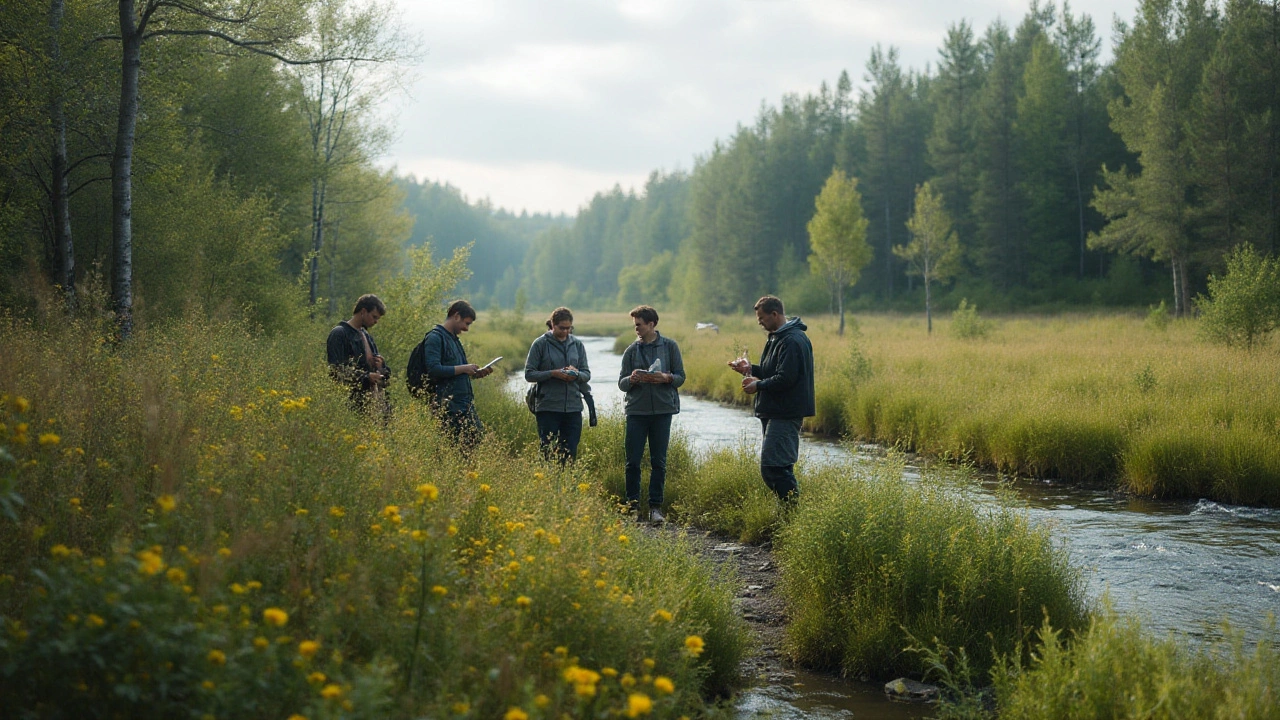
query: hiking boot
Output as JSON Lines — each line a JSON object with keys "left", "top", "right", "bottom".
{"left": 649, "top": 507, "right": 666, "bottom": 525}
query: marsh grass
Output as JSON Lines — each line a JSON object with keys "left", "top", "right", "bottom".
{"left": 985, "top": 611, "right": 1280, "bottom": 719}
{"left": 0, "top": 310, "right": 748, "bottom": 718}
{"left": 666, "top": 312, "right": 1280, "bottom": 505}
{"left": 777, "top": 457, "right": 1087, "bottom": 680}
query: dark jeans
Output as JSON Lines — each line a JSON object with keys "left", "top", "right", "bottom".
{"left": 536, "top": 411, "right": 583, "bottom": 464}
{"left": 625, "top": 413, "right": 673, "bottom": 507}
{"left": 760, "top": 417, "right": 801, "bottom": 500}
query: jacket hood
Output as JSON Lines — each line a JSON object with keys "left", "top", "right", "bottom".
{"left": 773, "top": 317, "right": 806, "bottom": 335}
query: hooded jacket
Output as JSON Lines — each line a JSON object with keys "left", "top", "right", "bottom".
{"left": 617, "top": 332, "right": 685, "bottom": 415}
{"left": 422, "top": 324, "right": 474, "bottom": 414}
{"left": 524, "top": 332, "right": 592, "bottom": 413}
{"left": 749, "top": 317, "right": 815, "bottom": 419}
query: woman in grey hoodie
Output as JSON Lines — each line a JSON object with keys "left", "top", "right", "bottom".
{"left": 524, "top": 307, "right": 591, "bottom": 463}
{"left": 617, "top": 305, "right": 684, "bottom": 523}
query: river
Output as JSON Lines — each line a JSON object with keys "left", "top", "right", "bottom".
{"left": 512, "top": 336, "right": 1280, "bottom": 718}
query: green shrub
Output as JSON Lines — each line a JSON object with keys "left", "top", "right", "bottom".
{"left": 778, "top": 457, "right": 1087, "bottom": 680}
{"left": 950, "top": 299, "right": 991, "bottom": 340}
{"left": 990, "top": 612, "right": 1279, "bottom": 719}
{"left": 1197, "top": 243, "right": 1280, "bottom": 350}
{"left": 1144, "top": 300, "right": 1170, "bottom": 331}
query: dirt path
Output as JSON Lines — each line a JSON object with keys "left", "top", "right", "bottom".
{"left": 647, "top": 523, "right": 795, "bottom": 684}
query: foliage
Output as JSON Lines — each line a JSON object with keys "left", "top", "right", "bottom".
{"left": 806, "top": 170, "right": 873, "bottom": 333}
{"left": 0, "top": 316, "right": 748, "bottom": 718}
{"left": 1145, "top": 299, "right": 1171, "bottom": 330}
{"left": 778, "top": 457, "right": 1087, "bottom": 679}
{"left": 1196, "top": 243, "right": 1280, "bottom": 349}
{"left": 376, "top": 243, "right": 474, "bottom": 359}
{"left": 990, "top": 611, "right": 1279, "bottom": 719}
{"left": 898, "top": 182, "right": 962, "bottom": 332}
{"left": 949, "top": 299, "right": 991, "bottom": 339}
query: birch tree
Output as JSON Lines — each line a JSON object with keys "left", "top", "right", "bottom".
{"left": 897, "top": 182, "right": 962, "bottom": 334}
{"left": 807, "top": 169, "right": 872, "bottom": 335}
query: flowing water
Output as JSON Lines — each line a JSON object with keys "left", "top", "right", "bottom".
{"left": 512, "top": 336, "right": 1280, "bottom": 718}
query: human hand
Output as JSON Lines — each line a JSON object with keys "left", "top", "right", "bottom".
{"left": 629, "top": 369, "right": 646, "bottom": 384}
{"left": 368, "top": 372, "right": 385, "bottom": 385}
{"left": 373, "top": 354, "right": 385, "bottom": 369}
{"left": 742, "top": 376, "right": 759, "bottom": 394}
{"left": 475, "top": 367, "right": 494, "bottom": 379}
{"left": 551, "top": 369, "right": 574, "bottom": 382}
{"left": 460, "top": 364, "right": 480, "bottom": 376}
{"left": 729, "top": 358, "right": 749, "bottom": 375}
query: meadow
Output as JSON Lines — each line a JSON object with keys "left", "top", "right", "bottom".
{"left": 2, "top": 304, "right": 1276, "bottom": 718}
{"left": 648, "top": 310, "right": 1280, "bottom": 507}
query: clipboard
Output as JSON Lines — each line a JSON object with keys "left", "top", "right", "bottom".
{"left": 480, "top": 357, "right": 502, "bottom": 371}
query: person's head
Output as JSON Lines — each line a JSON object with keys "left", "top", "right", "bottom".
{"left": 630, "top": 305, "right": 659, "bottom": 339}
{"left": 753, "top": 295, "right": 786, "bottom": 332}
{"left": 547, "top": 307, "right": 574, "bottom": 341}
{"left": 444, "top": 299, "right": 476, "bottom": 334}
{"left": 351, "top": 294, "right": 385, "bottom": 329}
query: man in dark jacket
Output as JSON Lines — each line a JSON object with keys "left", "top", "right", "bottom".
{"left": 327, "top": 294, "right": 391, "bottom": 418}
{"left": 729, "top": 295, "right": 815, "bottom": 501}
{"left": 421, "top": 300, "right": 494, "bottom": 448}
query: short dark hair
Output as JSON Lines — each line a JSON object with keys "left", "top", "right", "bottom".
{"left": 754, "top": 295, "right": 784, "bottom": 316}
{"left": 629, "top": 305, "right": 659, "bottom": 326}
{"left": 546, "top": 307, "right": 573, "bottom": 330}
{"left": 446, "top": 299, "right": 476, "bottom": 321}
{"left": 353, "top": 294, "right": 386, "bottom": 315}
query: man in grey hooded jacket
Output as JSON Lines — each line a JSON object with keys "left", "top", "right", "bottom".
{"left": 729, "top": 295, "right": 815, "bottom": 501}
{"left": 617, "top": 305, "right": 685, "bottom": 523}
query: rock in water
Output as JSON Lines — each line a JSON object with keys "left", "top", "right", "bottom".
{"left": 883, "top": 677, "right": 940, "bottom": 703}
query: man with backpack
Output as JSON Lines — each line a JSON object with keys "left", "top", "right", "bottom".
{"left": 407, "top": 300, "right": 493, "bottom": 448}
{"left": 327, "top": 294, "right": 391, "bottom": 420}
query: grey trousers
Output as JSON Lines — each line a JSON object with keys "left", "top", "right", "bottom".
{"left": 760, "top": 417, "right": 801, "bottom": 500}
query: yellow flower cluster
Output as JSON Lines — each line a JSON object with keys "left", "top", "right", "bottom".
{"left": 278, "top": 396, "right": 311, "bottom": 413}
{"left": 136, "top": 549, "right": 165, "bottom": 576}
{"left": 263, "top": 608, "right": 289, "bottom": 627}
{"left": 563, "top": 666, "right": 602, "bottom": 697}
{"left": 684, "top": 635, "right": 705, "bottom": 657}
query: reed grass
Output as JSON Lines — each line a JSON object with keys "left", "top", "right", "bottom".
{"left": 0, "top": 309, "right": 748, "bottom": 718}
{"left": 666, "top": 311, "right": 1280, "bottom": 506}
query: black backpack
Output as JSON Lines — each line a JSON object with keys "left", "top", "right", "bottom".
{"left": 405, "top": 331, "right": 435, "bottom": 399}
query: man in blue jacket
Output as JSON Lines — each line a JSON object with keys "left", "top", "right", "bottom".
{"left": 729, "top": 295, "right": 815, "bottom": 501}
{"left": 421, "top": 300, "right": 493, "bottom": 448}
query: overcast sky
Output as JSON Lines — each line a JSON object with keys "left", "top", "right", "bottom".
{"left": 384, "top": 0, "right": 1137, "bottom": 216}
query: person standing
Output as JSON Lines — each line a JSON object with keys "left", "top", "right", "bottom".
{"left": 618, "top": 305, "right": 684, "bottom": 523}
{"left": 524, "top": 307, "right": 591, "bottom": 463}
{"left": 327, "top": 294, "right": 391, "bottom": 418}
{"left": 421, "top": 300, "right": 494, "bottom": 447}
{"left": 729, "top": 295, "right": 814, "bottom": 501}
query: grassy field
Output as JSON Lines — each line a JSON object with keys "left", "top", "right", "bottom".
{"left": 0, "top": 310, "right": 747, "bottom": 719}
{"left": 636, "top": 310, "right": 1280, "bottom": 507}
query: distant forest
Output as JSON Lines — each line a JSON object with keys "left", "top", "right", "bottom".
{"left": 3, "top": 0, "right": 1277, "bottom": 326}
{"left": 406, "top": 0, "right": 1280, "bottom": 316}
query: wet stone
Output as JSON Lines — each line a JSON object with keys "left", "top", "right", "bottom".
{"left": 883, "top": 677, "right": 940, "bottom": 704}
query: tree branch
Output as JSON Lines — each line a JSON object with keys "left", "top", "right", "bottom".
{"left": 141, "top": 29, "right": 383, "bottom": 65}
{"left": 69, "top": 175, "right": 113, "bottom": 197}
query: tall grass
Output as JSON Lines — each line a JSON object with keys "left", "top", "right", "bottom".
{"left": 777, "top": 458, "right": 1087, "bottom": 680}
{"left": 985, "top": 611, "right": 1279, "bottom": 719}
{"left": 0, "top": 309, "right": 748, "bottom": 718}
{"left": 667, "top": 312, "right": 1280, "bottom": 506}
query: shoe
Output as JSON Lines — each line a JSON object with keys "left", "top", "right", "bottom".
{"left": 649, "top": 507, "right": 666, "bottom": 524}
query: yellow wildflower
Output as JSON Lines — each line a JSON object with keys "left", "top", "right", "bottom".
{"left": 602, "top": 667, "right": 618, "bottom": 677}
{"left": 38, "top": 433, "right": 60, "bottom": 446}
{"left": 504, "top": 709, "right": 528, "bottom": 720}
{"left": 479, "top": 483, "right": 491, "bottom": 493}
{"left": 417, "top": 483, "right": 439, "bottom": 501}
{"left": 156, "top": 495, "right": 176, "bottom": 513}
{"left": 488, "top": 505, "right": 499, "bottom": 515}
{"left": 654, "top": 676, "right": 674, "bottom": 694}
{"left": 136, "top": 550, "right": 164, "bottom": 576}
{"left": 320, "top": 684, "right": 342, "bottom": 699}
{"left": 651, "top": 609, "right": 673, "bottom": 623}
{"left": 202, "top": 680, "right": 215, "bottom": 691}
{"left": 217, "top": 547, "right": 231, "bottom": 558}
{"left": 447, "top": 524, "right": 458, "bottom": 536}
{"left": 50, "top": 544, "right": 71, "bottom": 559}
{"left": 451, "top": 702, "right": 470, "bottom": 714}
{"left": 329, "top": 506, "right": 345, "bottom": 518}
{"left": 166, "top": 568, "right": 186, "bottom": 584}
{"left": 577, "top": 482, "right": 590, "bottom": 493}
{"left": 534, "top": 472, "right": 545, "bottom": 480}
{"left": 684, "top": 635, "right": 705, "bottom": 657}
{"left": 230, "top": 583, "right": 246, "bottom": 594}
{"left": 626, "top": 693, "right": 653, "bottom": 717}
{"left": 307, "top": 672, "right": 326, "bottom": 684}
{"left": 534, "top": 694, "right": 550, "bottom": 708}
{"left": 466, "top": 471, "right": 479, "bottom": 480}
{"left": 298, "top": 640, "right": 320, "bottom": 658}
{"left": 12, "top": 397, "right": 29, "bottom": 413}
{"left": 618, "top": 535, "right": 629, "bottom": 544}
{"left": 431, "top": 585, "right": 448, "bottom": 596}
{"left": 516, "top": 596, "right": 532, "bottom": 608}
{"left": 643, "top": 658, "right": 655, "bottom": 669}
{"left": 382, "top": 505, "right": 399, "bottom": 518}
{"left": 263, "top": 608, "right": 289, "bottom": 627}
{"left": 253, "top": 637, "right": 269, "bottom": 650}
{"left": 287, "top": 716, "right": 307, "bottom": 720}
{"left": 86, "top": 614, "right": 105, "bottom": 628}
{"left": 294, "top": 508, "right": 308, "bottom": 517}
{"left": 207, "top": 649, "right": 226, "bottom": 666}
{"left": 246, "top": 581, "right": 262, "bottom": 591}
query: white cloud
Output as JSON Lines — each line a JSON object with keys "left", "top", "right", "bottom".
{"left": 385, "top": 0, "right": 1137, "bottom": 216}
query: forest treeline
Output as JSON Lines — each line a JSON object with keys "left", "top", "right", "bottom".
{"left": 4, "top": 0, "right": 1279, "bottom": 327}
{"left": 0, "top": 0, "right": 413, "bottom": 329}
{"left": 410, "top": 0, "right": 1280, "bottom": 317}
